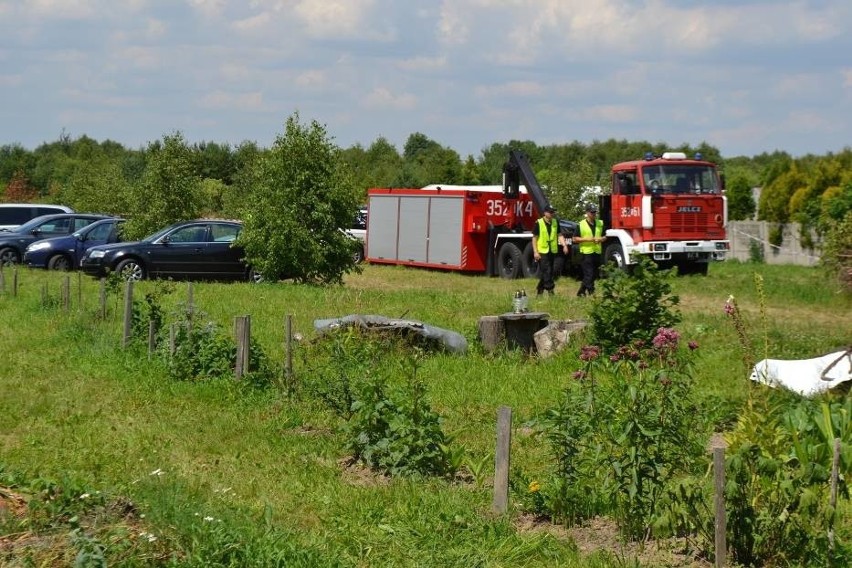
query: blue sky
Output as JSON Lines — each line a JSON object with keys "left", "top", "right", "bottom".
{"left": 1, "top": 0, "right": 850, "bottom": 158}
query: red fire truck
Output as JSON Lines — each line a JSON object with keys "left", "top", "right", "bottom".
{"left": 365, "top": 150, "right": 729, "bottom": 278}
{"left": 602, "top": 150, "right": 729, "bottom": 275}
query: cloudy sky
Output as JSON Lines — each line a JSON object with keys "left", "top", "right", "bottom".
{"left": 1, "top": 0, "right": 850, "bottom": 158}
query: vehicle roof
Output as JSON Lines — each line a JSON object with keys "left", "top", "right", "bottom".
{"left": 15, "top": 212, "right": 114, "bottom": 230}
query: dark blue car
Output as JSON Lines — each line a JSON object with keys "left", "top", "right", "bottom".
{"left": 0, "top": 213, "right": 114, "bottom": 266}
{"left": 23, "top": 218, "right": 125, "bottom": 270}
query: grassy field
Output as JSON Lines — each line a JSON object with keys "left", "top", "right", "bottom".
{"left": 1, "top": 261, "right": 850, "bottom": 566}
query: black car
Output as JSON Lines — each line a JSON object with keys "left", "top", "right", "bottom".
{"left": 81, "top": 219, "right": 260, "bottom": 282}
{"left": 0, "top": 213, "right": 114, "bottom": 266}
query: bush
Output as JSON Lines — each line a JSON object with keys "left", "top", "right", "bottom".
{"left": 534, "top": 330, "right": 706, "bottom": 539}
{"left": 160, "top": 307, "right": 276, "bottom": 387}
{"left": 589, "top": 257, "right": 681, "bottom": 352}
{"left": 344, "top": 352, "right": 459, "bottom": 478}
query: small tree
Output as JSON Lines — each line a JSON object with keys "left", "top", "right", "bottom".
{"left": 725, "top": 173, "right": 756, "bottom": 221}
{"left": 237, "top": 113, "right": 359, "bottom": 284}
{"left": 124, "top": 133, "right": 204, "bottom": 240}
{"left": 589, "top": 258, "right": 681, "bottom": 352}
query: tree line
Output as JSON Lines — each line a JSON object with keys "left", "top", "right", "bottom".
{"left": 2, "top": 113, "right": 850, "bottom": 283}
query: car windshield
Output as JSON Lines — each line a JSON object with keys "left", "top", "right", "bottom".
{"left": 141, "top": 225, "right": 179, "bottom": 243}
{"left": 14, "top": 215, "right": 56, "bottom": 232}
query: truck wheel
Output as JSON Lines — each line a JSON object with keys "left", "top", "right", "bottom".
{"left": 520, "top": 242, "right": 540, "bottom": 278}
{"left": 605, "top": 243, "right": 627, "bottom": 271}
{"left": 497, "top": 242, "right": 522, "bottom": 279}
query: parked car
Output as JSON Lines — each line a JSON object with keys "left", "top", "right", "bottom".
{"left": 346, "top": 207, "right": 367, "bottom": 263}
{"left": 0, "top": 203, "right": 74, "bottom": 232}
{"left": 23, "top": 218, "right": 126, "bottom": 270}
{"left": 0, "top": 213, "right": 114, "bottom": 266}
{"left": 81, "top": 219, "right": 261, "bottom": 282}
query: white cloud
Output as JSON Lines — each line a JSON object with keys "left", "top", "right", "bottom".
{"left": 0, "top": 74, "right": 23, "bottom": 87}
{"left": 475, "top": 81, "right": 543, "bottom": 99}
{"left": 24, "top": 0, "right": 98, "bottom": 19}
{"left": 233, "top": 11, "right": 273, "bottom": 32}
{"left": 187, "top": 0, "right": 226, "bottom": 19}
{"left": 583, "top": 104, "right": 636, "bottom": 123}
{"left": 293, "top": 0, "right": 375, "bottom": 39}
{"left": 362, "top": 87, "right": 417, "bottom": 110}
{"left": 198, "top": 90, "right": 265, "bottom": 111}
{"left": 295, "top": 69, "right": 327, "bottom": 88}
{"left": 397, "top": 56, "right": 446, "bottom": 72}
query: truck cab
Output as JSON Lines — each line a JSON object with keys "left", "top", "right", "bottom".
{"left": 603, "top": 152, "right": 729, "bottom": 275}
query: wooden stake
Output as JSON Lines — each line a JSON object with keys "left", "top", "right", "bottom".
{"left": 493, "top": 406, "right": 512, "bottom": 514}
{"left": 714, "top": 446, "right": 726, "bottom": 568}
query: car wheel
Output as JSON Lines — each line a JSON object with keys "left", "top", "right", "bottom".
{"left": 352, "top": 245, "right": 365, "bottom": 264}
{"left": 247, "top": 267, "right": 264, "bottom": 283}
{"left": 605, "top": 243, "right": 626, "bottom": 271}
{"left": 0, "top": 247, "right": 20, "bottom": 266}
{"left": 115, "top": 258, "right": 145, "bottom": 281}
{"left": 48, "top": 254, "right": 73, "bottom": 271}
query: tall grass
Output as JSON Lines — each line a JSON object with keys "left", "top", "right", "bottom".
{"left": 1, "top": 261, "right": 849, "bottom": 566}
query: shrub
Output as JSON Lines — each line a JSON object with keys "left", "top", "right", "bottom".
{"left": 344, "top": 352, "right": 459, "bottom": 478}
{"left": 589, "top": 257, "right": 681, "bottom": 352}
{"left": 160, "top": 307, "right": 275, "bottom": 387}
{"left": 534, "top": 330, "right": 706, "bottom": 539}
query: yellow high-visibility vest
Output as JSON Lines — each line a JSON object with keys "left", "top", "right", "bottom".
{"left": 536, "top": 218, "right": 558, "bottom": 254}
{"left": 578, "top": 218, "right": 604, "bottom": 254}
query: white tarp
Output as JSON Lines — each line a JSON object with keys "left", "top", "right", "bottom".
{"left": 749, "top": 349, "right": 851, "bottom": 396}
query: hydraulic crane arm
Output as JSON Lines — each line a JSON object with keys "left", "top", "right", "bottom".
{"left": 501, "top": 150, "right": 552, "bottom": 217}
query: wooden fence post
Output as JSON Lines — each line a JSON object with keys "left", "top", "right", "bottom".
{"left": 148, "top": 320, "right": 157, "bottom": 358}
{"left": 828, "top": 437, "right": 840, "bottom": 553}
{"left": 41, "top": 283, "right": 48, "bottom": 306}
{"left": 12, "top": 267, "right": 17, "bottom": 297}
{"left": 77, "top": 271, "right": 82, "bottom": 308}
{"left": 122, "top": 280, "right": 134, "bottom": 348}
{"left": 235, "top": 315, "right": 250, "bottom": 379}
{"left": 0, "top": 265, "right": 5, "bottom": 293}
{"left": 714, "top": 446, "right": 727, "bottom": 568}
{"left": 99, "top": 278, "right": 107, "bottom": 319}
{"left": 187, "top": 282, "right": 194, "bottom": 329}
{"left": 169, "top": 323, "right": 177, "bottom": 357}
{"left": 62, "top": 275, "right": 70, "bottom": 312}
{"left": 493, "top": 406, "right": 512, "bottom": 514}
{"left": 285, "top": 314, "right": 294, "bottom": 388}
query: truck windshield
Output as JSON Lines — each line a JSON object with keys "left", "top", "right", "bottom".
{"left": 642, "top": 165, "right": 720, "bottom": 195}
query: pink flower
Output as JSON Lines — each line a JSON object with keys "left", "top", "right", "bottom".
{"left": 653, "top": 327, "right": 680, "bottom": 350}
{"left": 572, "top": 370, "right": 586, "bottom": 380}
{"left": 724, "top": 295, "right": 736, "bottom": 316}
{"left": 688, "top": 341, "right": 699, "bottom": 351}
{"left": 579, "top": 345, "right": 601, "bottom": 362}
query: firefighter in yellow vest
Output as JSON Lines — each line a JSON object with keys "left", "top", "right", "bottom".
{"left": 575, "top": 202, "right": 605, "bottom": 296}
{"left": 532, "top": 205, "right": 565, "bottom": 295}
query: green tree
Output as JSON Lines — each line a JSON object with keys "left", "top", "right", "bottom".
{"left": 237, "top": 113, "right": 360, "bottom": 284}
{"left": 726, "top": 173, "right": 756, "bottom": 221}
{"left": 60, "top": 159, "right": 131, "bottom": 215}
{"left": 124, "top": 132, "right": 204, "bottom": 239}
{"left": 539, "top": 156, "right": 598, "bottom": 221}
